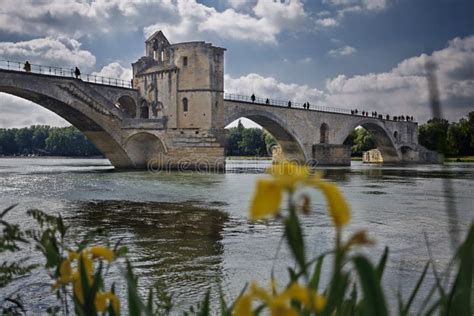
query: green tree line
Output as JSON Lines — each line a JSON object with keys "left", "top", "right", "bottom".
{"left": 0, "top": 125, "right": 101, "bottom": 156}
{"left": 418, "top": 111, "right": 474, "bottom": 156}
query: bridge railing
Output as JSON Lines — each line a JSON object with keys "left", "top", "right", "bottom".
{"left": 0, "top": 60, "right": 132, "bottom": 89}
{"left": 224, "top": 93, "right": 352, "bottom": 115}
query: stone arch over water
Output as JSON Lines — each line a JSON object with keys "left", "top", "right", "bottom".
{"left": 224, "top": 109, "right": 307, "bottom": 162}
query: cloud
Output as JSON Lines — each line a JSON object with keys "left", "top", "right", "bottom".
{"left": 92, "top": 62, "right": 132, "bottom": 82}
{"left": 224, "top": 73, "right": 324, "bottom": 103}
{"left": 144, "top": 0, "right": 309, "bottom": 44}
{"left": 0, "top": 0, "right": 310, "bottom": 45}
{"left": 324, "top": 35, "right": 474, "bottom": 122}
{"left": 328, "top": 45, "right": 357, "bottom": 56}
{"left": 316, "top": 18, "right": 339, "bottom": 27}
{"left": 0, "top": 0, "right": 177, "bottom": 39}
{"left": 324, "top": 0, "right": 389, "bottom": 12}
{"left": 0, "top": 37, "right": 96, "bottom": 71}
{"left": 0, "top": 93, "right": 69, "bottom": 128}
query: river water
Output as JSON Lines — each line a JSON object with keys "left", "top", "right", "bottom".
{"left": 0, "top": 158, "right": 472, "bottom": 314}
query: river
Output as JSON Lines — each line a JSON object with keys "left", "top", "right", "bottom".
{"left": 0, "top": 158, "right": 472, "bottom": 314}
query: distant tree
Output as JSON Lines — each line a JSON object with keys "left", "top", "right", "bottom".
{"left": 45, "top": 126, "right": 100, "bottom": 156}
{"left": 350, "top": 128, "right": 376, "bottom": 156}
{"left": 418, "top": 118, "right": 450, "bottom": 155}
{"left": 264, "top": 130, "right": 277, "bottom": 155}
{"left": 14, "top": 128, "right": 33, "bottom": 154}
{"left": 0, "top": 129, "right": 18, "bottom": 155}
{"left": 225, "top": 121, "right": 273, "bottom": 157}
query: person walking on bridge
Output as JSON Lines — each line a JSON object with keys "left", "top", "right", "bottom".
{"left": 23, "top": 61, "right": 31, "bottom": 72}
{"left": 251, "top": 94, "right": 256, "bottom": 103}
{"left": 288, "top": 100, "right": 292, "bottom": 108}
{"left": 74, "top": 67, "right": 81, "bottom": 79}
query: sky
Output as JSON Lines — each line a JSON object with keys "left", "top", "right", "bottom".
{"left": 0, "top": 0, "right": 473, "bottom": 128}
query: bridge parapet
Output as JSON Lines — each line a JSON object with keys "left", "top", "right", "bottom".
{"left": 0, "top": 60, "right": 132, "bottom": 89}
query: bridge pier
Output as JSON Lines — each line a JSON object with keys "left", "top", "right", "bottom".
{"left": 312, "top": 144, "right": 351, "bottom": 166}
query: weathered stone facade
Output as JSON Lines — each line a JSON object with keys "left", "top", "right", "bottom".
{"left": 0, "top": 31, "right": 442, "bottom": 169}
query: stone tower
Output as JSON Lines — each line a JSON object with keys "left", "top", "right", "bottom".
{"left": 130, "top": 31, "right": 227, "bottom": 170}
{"left": 132, "top": 31, "right": 226, "bottom": 130}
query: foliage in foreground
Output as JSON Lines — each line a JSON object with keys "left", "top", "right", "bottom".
{"left": 1, "top": 162, "right": 473, "bottom": 315}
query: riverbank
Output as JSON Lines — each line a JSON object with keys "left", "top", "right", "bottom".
{"left": 445, "top": 156, "right": 474, "bottom": 162}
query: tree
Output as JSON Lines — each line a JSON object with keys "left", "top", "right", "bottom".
{"left": 350, "top": 128, "right": 376, "bottom": 156}
{"left": 418, "top": 118, "right": 450, "bottom": 154}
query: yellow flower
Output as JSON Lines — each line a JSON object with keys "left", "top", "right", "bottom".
{"left": 250, "top": 179, "right": 283, "bottom": 220}
{"left": 89, "top": 246, "right": 114, "bottom": 262}
{"left": 95, "top": 292, "right": 120, "bottom": 314}
{"left": 233, "top": 294, "right": 252, "bottom": 316}
{"left": 269, "top": 296, "right": 298, "bottom": 316}
{"left": 283, "top": 283, "right": 326, "bottom": 312}
{"left": 317, "top": 182, "right": 351, "bottom": 227}
{"left": 268, "top": 162, "right": 310, "bottom": 190}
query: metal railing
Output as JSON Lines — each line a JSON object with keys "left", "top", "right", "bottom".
{"left": 224, "top": 93, "right": 416, "bottom": 122}
{"left": 0, "top": 60, "right": 132, "bottom": 89}
{"left": 224, "top": 93, "right": 351, "bottom": 114}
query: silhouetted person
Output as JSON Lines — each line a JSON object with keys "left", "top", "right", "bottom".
{"left": 74, "top": 67, "right": 81, "bottom": 79}
{"left": 355, "top": 109, "right": 358, "bottom": 114}
{"left": 265, "top": 98, "right": 270, "bottom": 104}
{"left": 23, "top": 61, "right": 31, "bottom": 72}
{"left": 288, "top": 100, "right": 292, "bottom": 108}
{"left": 251, "top": 94, "right": 256, "bottom": 103}
{"left": 411, "top": 116, "right": 414, "bottom": 121}
{"left": 386, "top": 114, "right": 390, "bottom": 120}
{"left": 307, "top": 102, "right": 310, "bottom": 109}
{"left": 365, "top": 112, "right": 368, "bottom": 117}
{"left": 362, "top": 111, "right": 365, "bottom": 116}
{"left": 351, "top": 110, "right": 354, "bottom": 115}
{"left": 303, "top": 102, "right": 306, "bottom": 109}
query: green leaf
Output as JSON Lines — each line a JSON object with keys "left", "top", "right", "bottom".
{"left": 446, "top": 223, "right": 473, "bottom": 315}
{"left": 309, "top": 255, "right": 325, "bottom": 291}
{"left": 284, "top": 209, "right": 306, "bottom": 275}
{"left": 197, "top": 288, "right": 211, "bottom": 316}
{"left": 376, "top": 246, "right": 389, "bottom": 280}
{"left": 125, "top": 260, "right": 142, "bottom": 316}
{"left": 401, "top": 261, "right": 430, "bottom": 316}
{"left": 352, "top": 256, "right": 388, "bottom": 316}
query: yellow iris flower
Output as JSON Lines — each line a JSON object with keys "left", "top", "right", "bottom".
{"left": 249, "top": 162, "right": 351, "bottom": 228}
{"left": 234, "top": 280, "right": 326, "bottom": 316}
{"left": 53, "top": 245, "right": 119, "bottom": 312}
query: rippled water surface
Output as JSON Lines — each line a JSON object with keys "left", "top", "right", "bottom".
{"left": 0, "top": 158, "right": 473, "bottom": 313}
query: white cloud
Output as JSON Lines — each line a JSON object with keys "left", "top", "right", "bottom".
{"left": 144, "top": 0, "right": 309, "bottom": 44}
{"left": 225, "top": 0, "right": 251, "bottom": 9}
{"left": 0, "top": 37, "right": 96, "bottom": 71}
{"left": 324, "top": 0, "right": 389, "bottom": 11}
{"left": 328, "top": 45, "right": 357, "bottom": 57}
{"left": 0, "top": 0, "right": 177, "bottom": 39}
{"left": 92, "top": 62, "right": 132, "bottom": 82}
{"left": 0, "top": 0, "right": 311, "bottom": 45}
{"left": 316, "top": 18, "right": 339, "bottom": 27}
{"left": 324, "top": 35, "right": 474, "bottom": 122}
{"left": 0, "top": 94, "right": 69, "bottom": 128}
{"left": 224, "top": 73, "right": 324, "bottom": 103}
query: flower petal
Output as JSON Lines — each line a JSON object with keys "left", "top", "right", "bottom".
{"left": 318, "top": 182, "right": 351, "bottom": 227}
{"left": 89, "top": 246, "right": 114, "bottom": 262}
{"left": 250, "top": 179, "right": 283, "bottom": 220}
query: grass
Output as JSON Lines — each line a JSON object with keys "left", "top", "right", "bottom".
{"left": 445, "top": 156, "right": 474, "bottom": 162}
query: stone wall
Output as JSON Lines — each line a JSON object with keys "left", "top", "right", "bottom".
{"left": 363, "top": 149, "right": 384, "bottom": 163}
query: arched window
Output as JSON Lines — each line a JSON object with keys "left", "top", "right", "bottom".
{"left": 140, "top": 100, "right": 149, "bottom": 119}
{"left": 182, "top": 97, "right": 188, "bottom": 112}
{"left": 393, "top": 131, "right": 399, "bottom": 143}
{"left": 116, "top": 95, "right": 137, "bottom": 118}
{"left": 320, "top": 123, "right": 329, "bottom": 144}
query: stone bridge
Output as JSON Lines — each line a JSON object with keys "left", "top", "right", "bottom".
{"left": 0, "top": 31, "right": 439, "bottom": 170}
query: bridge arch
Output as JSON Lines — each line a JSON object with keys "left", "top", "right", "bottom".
{"left": 343, "top": 118, "right": 400, "bottom": 162}
{"left": 0, "top": 72, "right": 135, "bottom": 168}
{"left": 123, "top": 132, "right": 167, "bottom": 168}
{"left": 224, "top": 109, "right": 306, "bottom": 161}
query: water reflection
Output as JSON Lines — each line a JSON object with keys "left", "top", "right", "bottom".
{"left": 67, "top": 200, "right": 229, "bottom": 307}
